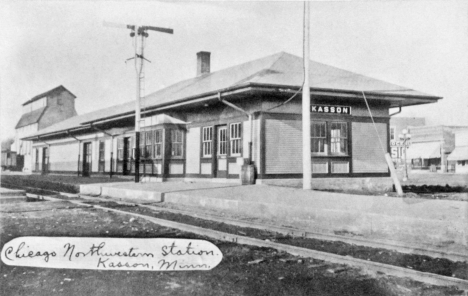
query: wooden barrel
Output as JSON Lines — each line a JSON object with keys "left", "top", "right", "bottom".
{"left": 240, "top": 164, "right": 255, "bottom": 185}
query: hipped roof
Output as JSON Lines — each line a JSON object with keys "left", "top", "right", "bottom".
{"left": 25, "top": 52, "right": 441, "bottom": 140}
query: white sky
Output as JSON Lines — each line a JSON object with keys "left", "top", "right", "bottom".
{"left": 1, "top": 0, "right": 467, "bottom": 140}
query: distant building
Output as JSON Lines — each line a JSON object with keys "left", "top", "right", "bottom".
{"left": 12, "top": 85, "right": 77, "bottom": 172}
{"left": 406, "top": 125, "right": 456, "bottom": 172}
{"left": 389, "top": 117, "right": 425, "bottom": 164}
{"left": 447, "top": 128, "right": 468, "bottom": 173}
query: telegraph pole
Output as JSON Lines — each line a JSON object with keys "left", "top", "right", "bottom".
{"left": 104, "top": 22, "right": 173, "bottom": 183}
{"left": 302, "top": 1, "right": 312, "bottom": 190}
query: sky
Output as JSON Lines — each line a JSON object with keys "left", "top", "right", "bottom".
{"left": 1, "top": 0, "right": 467, "bottom": 141}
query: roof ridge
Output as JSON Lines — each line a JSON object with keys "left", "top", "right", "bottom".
{"left": 22, "top": 85, "right": 76, "bottom": 106}
{"left": 227, "top": 52, "right": 286, "bottom": 86}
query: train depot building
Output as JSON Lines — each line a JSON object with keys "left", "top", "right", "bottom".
{"left": 22, "top": 52, "right": 441, "bottom": 189}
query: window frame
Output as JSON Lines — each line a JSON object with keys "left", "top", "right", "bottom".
{"left": 171, "top": 129, "right": 184, "bottom": 158}
{"left": 390, "top": 126, "right": 396, "bottom": 141}
{"left": 311, "top": 121, "right": 327, "bottom": 155}
{"left": 144, "top": 131, "right": 153, "bottom": 159}
{"left": 218, "top": 127, "right": 227, "bottom": 156}
{"left": 98, "top": 140, "right": 105, "bottom": 172}
{"left": 311, "top": 120, "right": 349, "bottom": 157}
{"left": 117, "top": 138, "right": 124, "bottom": 160}
{"left": 229, "top": 122, "right": 242, "bottom": 156}
{"left": 330, "top": 122, "right": 348, "bottom": 156}
{"left": 202, "top": 126, "right": 213, "bottom": 157}
{"left": 153, "top": 129, "right": 163, "bottom": 159}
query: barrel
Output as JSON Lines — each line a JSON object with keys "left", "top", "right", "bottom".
{"left": 240, "top": 164, "right": 255, "bottom": 185}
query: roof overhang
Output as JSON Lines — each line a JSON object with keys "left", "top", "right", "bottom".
{"left": 83, "top": 83, "right": 440, "bottom": 126}
{"left": 24, "top": 82, "right": 441, "bottom": 140}
{"left": 447, "top": 146, "right": 468, "bottom": 161}
{"left": 406, "top": 142, "right": 442, "bottom": 159}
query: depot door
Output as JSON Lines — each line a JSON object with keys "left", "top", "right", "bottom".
{"left": 41, "top": 147, "right": 48, "bottom": 175}
{"left": 82, "top": 142, "right": 91, "bottom": 177}
{"left": 122, "top": 137, "right": 131, "bottom": 175}
{"left": 215, "top": 126, "right": 228, "bottom": 178}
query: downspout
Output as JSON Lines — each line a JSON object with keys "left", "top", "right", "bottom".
{"left": 389, "top": 104, "right": 402, "bottom": 117}
{"left": 90, "top": 124, "right": 115, "bottom": 178}
{"left": 67, "top": 130, "right": 81, "bottom": 177}
{"left": 218, "top": 92, "right": 253, "bottom": 164}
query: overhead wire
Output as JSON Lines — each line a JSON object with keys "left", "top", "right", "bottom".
{"left": 361, "top": 91, "right": 386, "bottom": 154}
{"left": 266, "top": 1, "right": 307, "bottom": 112}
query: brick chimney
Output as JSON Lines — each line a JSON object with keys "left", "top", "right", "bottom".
{"left": 196, "top": 51, "right": 211, "bottom": 76}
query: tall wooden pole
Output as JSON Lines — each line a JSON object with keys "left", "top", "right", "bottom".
{"left": 134, "top": 28, "right": 142, "bottom": 183}
{"left": 103, "top": 22, "right": 173, "bottom": 183}
{"left": 302, "top": 1, "right": 312, "bottom": 190}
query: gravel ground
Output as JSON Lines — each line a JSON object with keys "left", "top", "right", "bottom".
{"left": 1, "top": 200, "right": 464, "bottom": 296}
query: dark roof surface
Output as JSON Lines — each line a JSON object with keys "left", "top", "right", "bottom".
{"left": 22, "top": 85, "right": 76, "bottom": 106}
{"left": 15, "top": 107, "right": 47, "bottom": 129}
{"left": 26, "top": 52, "right": 441, "bottom": 139}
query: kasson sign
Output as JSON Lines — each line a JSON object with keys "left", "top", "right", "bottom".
{"left": 311, "top": 105, "right": 351, "bottom": 115}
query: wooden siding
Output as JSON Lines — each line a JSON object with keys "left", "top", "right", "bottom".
{"left": 242, "top": 120, "right": 250, "bottom": 159}
{"left": 201, "top": 163, "right": 211, "bottom": 175}
{"left": 331, "top": 161, "right": 349, "bottom": 173}
{"left": 49, "top": 142, "right": 79, "bottom": 172}
{"left": 265, "top": 119, "right": 302, "bottom": 174}
{"left": 254, "top": 119, "right": 261, "bottom": 174}
{"left": 352, "top": 122, "right": 388, "bottom": 173}
{"left": 169, "top": 163, "right": 184, "bottom": 174}
{"left": 228, "top": 162, "right": 240, "bottom": 175}
{"left": 312, "top": 161, "right": 328, "bottom": 173}
{"left": 186, "top": 127, "right": 201, "bottom": 174}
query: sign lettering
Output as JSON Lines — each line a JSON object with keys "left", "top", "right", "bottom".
{"left": 1, "top": 237, "right": 223, "bottom": 271}
{"left": 311, "top": 105, "right": 351, "bottom": 115}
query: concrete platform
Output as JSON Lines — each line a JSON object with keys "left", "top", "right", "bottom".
{"left": 80, "top": 181, "right": 239, "bottom": 201}
{"left": 80, "top": 181, "right": 468, "bottom": 256}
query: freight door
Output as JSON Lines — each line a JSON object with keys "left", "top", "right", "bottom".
{"left": 82, "top": 142, "right": 91, "bottom": 177}
{"left": 123, "top": 137, "right": 131, "bottom": 175}
{"left": 41, "top": 147, "right": 49, "bottom": 175}
{"left": 216, "top": 126, "right": 228, "bottom": 178}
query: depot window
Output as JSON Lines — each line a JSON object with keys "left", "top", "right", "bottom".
{"left": 202, "top": 126, "right": 213, "bottom": 157}
{"left": 98, "top": 141, "right": 105, "bottom": 172}
{"left": 390, "top": 126, "right": 396, "bottom": 141}
{"left": 153, "top": 129, "right": 163, "bottom": 158}
{"left": 311, "top": 121, "right": 348, "bottom": 156}
{"left": 117, "top": 138, "right": 124, "bottom": 160}
{"left": 144, "top": 131, "right": 153, "bottom": 158}
{"left": 171, "top": 129, "right": 183, "bottom": 157}
{"left": 230, "top": 123, "right": 242, "bottom": 156}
